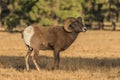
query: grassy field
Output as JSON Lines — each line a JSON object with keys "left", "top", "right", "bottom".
{"left": 0, "top": 28, "right": 120, "bottom": 80}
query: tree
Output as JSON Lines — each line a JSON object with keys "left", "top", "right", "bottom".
{"left": 1, "top": 0, "right": 120, "bottom": 31}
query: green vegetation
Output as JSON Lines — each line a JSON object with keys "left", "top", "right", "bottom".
{"left": 0, "top": 0, "right": 120, "bottom": 31}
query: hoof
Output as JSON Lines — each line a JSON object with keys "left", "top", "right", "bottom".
{"left": 51, "top": 66, "right": 59, "bottom": 70}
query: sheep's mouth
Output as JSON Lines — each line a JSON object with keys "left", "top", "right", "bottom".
{"left": 82, "top": 27, "right": 87, "bottom": 32}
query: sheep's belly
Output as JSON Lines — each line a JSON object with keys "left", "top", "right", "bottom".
{"left": 39, "top": 43, "right": 53, "bottom": 50}
{"left": 23, "top": 26, "right": 34, "bottom": 46}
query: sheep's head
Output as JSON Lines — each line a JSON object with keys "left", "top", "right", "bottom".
{"left": 64, "top": 17, "right": 87, "bottom": 33}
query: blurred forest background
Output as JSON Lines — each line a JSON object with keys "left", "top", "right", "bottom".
{"left": 0, "top": 0, "right": 120, "bottom": 31}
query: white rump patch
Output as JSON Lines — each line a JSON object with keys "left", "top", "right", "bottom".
{"left": 23, "top": 26, "right": 34, "bottom": 46}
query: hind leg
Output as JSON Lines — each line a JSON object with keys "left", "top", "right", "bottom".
{"left": 25, "top": 45, "right": 33, "bottom": 71}
{"left": 31, "top": 49, "right": 40, "bottom": 71}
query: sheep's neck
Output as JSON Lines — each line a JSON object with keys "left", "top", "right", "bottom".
{"left": 70, "top": 31, "right": 79, "bottom": 41}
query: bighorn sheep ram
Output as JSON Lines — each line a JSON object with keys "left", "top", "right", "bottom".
{"left": 22, "top": 17, "right": 87, "bottom": 71}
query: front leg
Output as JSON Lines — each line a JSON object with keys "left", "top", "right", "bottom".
{"left": 53, "top": 49, "right": 60, "bottom": 70}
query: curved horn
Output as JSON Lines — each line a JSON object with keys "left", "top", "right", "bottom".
{"left": 64, "top": 17, "right": 76, "bottom": 32}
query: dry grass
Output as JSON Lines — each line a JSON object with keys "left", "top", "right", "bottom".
{"left": 0, "top": 28, "right": 120, "bottom": 80}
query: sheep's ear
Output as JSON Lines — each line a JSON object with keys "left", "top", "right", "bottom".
{"left": 77, "top": 17, "right": 82, "bottom": 23}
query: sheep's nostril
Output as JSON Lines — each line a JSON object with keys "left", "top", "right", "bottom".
{"left": 82, "top": 27, "right": 87, "bottom": 32}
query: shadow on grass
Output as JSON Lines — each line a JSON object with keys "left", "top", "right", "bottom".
{"left": 0, "top": 29, "right": 22, "bottom": 33}
{"left": 0, "top": 55, "right": 120, "bottom": 71}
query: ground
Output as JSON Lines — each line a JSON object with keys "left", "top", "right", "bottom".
{"left": 0, "top": 28, "right": 120, "bottom": 80}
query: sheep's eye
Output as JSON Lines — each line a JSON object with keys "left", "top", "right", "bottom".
{"left": 74, "top": 23, "right": 78, "bottom": 26}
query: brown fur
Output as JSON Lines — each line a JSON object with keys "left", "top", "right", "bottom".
{"left": 23, "top": 17, "right": 87, "bottom": 71}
